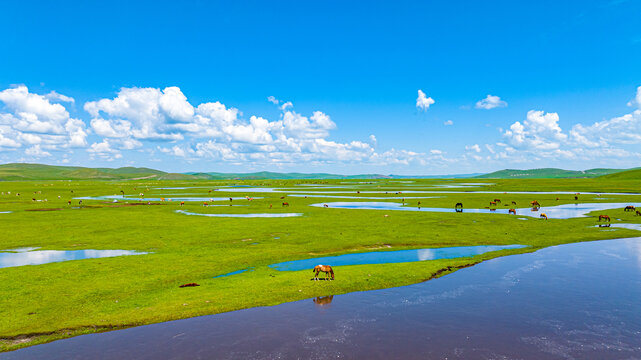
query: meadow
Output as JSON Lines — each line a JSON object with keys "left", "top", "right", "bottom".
{"left": 1, "top": 176, "right": 641, "bottom": 351}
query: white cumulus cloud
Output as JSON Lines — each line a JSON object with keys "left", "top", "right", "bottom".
{"left": 475, "top": 95, "right": 507, "bottom": 110}
{"left": 416, "top": 90, "right": 435, "bottom": 111}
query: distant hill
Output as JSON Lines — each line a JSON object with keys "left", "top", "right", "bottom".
{"left": 475, "top": 168, "right": 628, "bottom": 179}
{"left": 0, "top": 163, "right": 481, "bottom": 181}
{"left": 598, "top": 168, "right": 641, "bottom": 180}
{"left": 186, "top": 171, "right": 482, "bottom": 180}
{"left": 0, "top": 163, "right": 194, "bottom": 181}
{"left": 186, "top": 171, "right": 394, "bottom": 180}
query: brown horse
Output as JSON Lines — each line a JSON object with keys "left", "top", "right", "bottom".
{"left": 598, "top": 215, "right": 611, "bottom": 222}
{"left": 540, "top": 213, "right": 548, "bottom": 220}
{"left": 624, "top": 206, "right": 636, "bottom": 212}
{"left": 313, "top": 265, "right": 334, "bottom": 280}
{"left": 489, "top": 201, "right": 497, "bottom": 206}
{"left": 180, "top": 201, "right": 185, "bottom": 206}
{"left": 509, "top": 209, "right": 516, "bottom": 215}
{"left": 531, "top": 200, "right": 540, "bottom": 207}
{"left": 511, "top": 201, "right": 517, "bottom": 205}
{"left": 282, "top": 202, "right": 290, "bottom": 207}
{"left": 636, "top": 210, "right": 641, "bottom": 216}
{"left": 493, "top": 198, "right": 501, "bottom": 203}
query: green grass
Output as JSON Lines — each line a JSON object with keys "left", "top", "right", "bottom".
{"left": 598, "top": 167, "right": 641, "bottom": 180}
{"left": 1, "top": 177, "right": 641, "bottom": 351}
{"left": 475, "top": 167, "right": 628, "bottom": 179}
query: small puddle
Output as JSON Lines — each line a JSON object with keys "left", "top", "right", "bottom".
{"left": 311, "top": 202, "right": 641, "bottom": 219}
{"left": 0, "top": 211, "right": 12, "bottom": 214}
{"left": 269, "top": 245, "right": 526, "bottom": 271}
{"left": 0, "top": 248, "right": 147, "bottom": 268}
{"left": 176, "top": 210, "right": 302, "bottom": 218}
{"left": 594, "top": 223, "right": 641, "bottom": 231}
{"left": 213, "top": 268, "right": 254, "bottom": 278}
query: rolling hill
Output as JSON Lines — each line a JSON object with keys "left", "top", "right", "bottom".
{"left": 475, "top": 168, "right": 629, "bottom": 179}
{"left": 597, "top": 168, "right": 641, "bottom": 180}
{"left": 0, "top": 163, "right": 194, "bottom": 181}
{"left": 0, "top": 163, "right": 480, "bottom": 181}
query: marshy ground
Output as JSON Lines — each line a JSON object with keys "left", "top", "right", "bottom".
{"left": 1, "top": 177, "right": 641, "bottom": 352}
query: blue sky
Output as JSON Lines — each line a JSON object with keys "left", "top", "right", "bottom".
{"left": 1, "top": 0, "right": 640, "bottom": 174}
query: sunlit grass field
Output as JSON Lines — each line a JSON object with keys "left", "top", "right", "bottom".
{"left": 1, "top": 178, "right": 641, "bottom": 351}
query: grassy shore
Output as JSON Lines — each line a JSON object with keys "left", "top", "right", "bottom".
{"left": 1, "top": 178, "right": 641, "bottom": 351}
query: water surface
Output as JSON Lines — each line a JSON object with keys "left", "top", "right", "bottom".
{"left": 269, "top": 244, "right": 526, "bottom": 271}
{"left": 0, "top": 248, "right": 147, "bottom": 268}
{"left": 175, "top": 210, "right": 302, "bottom": 218}
{"left": 312, "top": 201, "right": 641, "bottom": 219}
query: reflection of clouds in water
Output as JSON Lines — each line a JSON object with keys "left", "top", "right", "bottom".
{"left": 623, "top": 238, "right": 641, "bottom": 270}
{"left": 0, "top": 249, "right": 146, "bottom": 268}
{"left": 176, "top": 210, "right": 302, "bottom": 218}
{"left": 417, "top": 249, "right": 435, "bottom": 261}
{"left": 501, "top": 260, "right": 546, "bottom": 287}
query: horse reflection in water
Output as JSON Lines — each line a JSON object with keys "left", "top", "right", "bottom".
{"left": 313, "top": 295, "right": 334, "bottom": 307}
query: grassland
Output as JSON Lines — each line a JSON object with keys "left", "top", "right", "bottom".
{"left": 1, "top": 177, "right": 641, "bottom": 351}
{"left": 475, "top": 167, "right": 630, "bottom": 179}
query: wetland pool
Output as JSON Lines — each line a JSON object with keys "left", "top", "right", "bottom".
{"left": 175, "top": 210, "right": 302, "bottom": 218}
{"left": 0, "top": 248, "right": 147, "bottom": 268}
{"left": 269, "top": 244, "right": 526, "bottom": 271}
{"left": 312, "top": 201, "right": 641, "bottom": 219}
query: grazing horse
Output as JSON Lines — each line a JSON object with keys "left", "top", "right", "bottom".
{"left": 540, "top": 213, "right": 548, "bottom": 220}
{"left": 455, "top": 203, "right": 463, "bottom": 213}
{"left": 489, "top": 201, "right": 497, "bottom": 206}
{"left": 313, "top": 265, "right": 334, "bottom": 280}
{"left": 598, "top": 215, "right": 611, "bottom": 222}
{"left": 203, "top": 202, "right": 208, "bottom": 207}
{"left": 574, "top": 196, "right": 579, "bottom": 200}
{"left": 282, "top": 202, "right": 289, "bottom": 207}
{"left": 511, "top": 201, "right": 517, "bottom": 205}
{"left": 180, "top": 201, "right": 185, "bottom": 206}
{"left": 531, "top": 200, "right": 540, "bottom": 207}
{"left": 509, "top": 209, "right": 516, "bottom": 215}
{"left": 67, "top": 200, "right": 71, "bottom": 205}
{"left": 624, "top": 206, "right": 636, "bottom": 212}
{"left": 324, "top": 204, "right": 329, "bottom": 208}
{"left": 636, "top": 210, "right": 641, "bottom": 216}
{"left": 493, "top": 199, "right": 501, "bottom": 203}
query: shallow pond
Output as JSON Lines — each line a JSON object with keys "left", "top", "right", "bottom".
{"left": 175, "top": 210, "right": 302, "bottom": 218}
{"left": 289, "top": 194, "right": 441, "bottom": 200}
{"left": 212, "top": 268, "right": 254, "bottom": 278}
{"left": 75, "top": 195, "right": 261, "bottom": 202}
{"left": 312, "top": 201, "right": 641, "bottom": 219}
{"left": 0, "top": 248, "right": 147, "bottom": 268}
{"left": 8, "top": 237, "right": 641, "bottom": 359}
{"left": 269, "top": 244, "right": 526, "bottom": 271}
